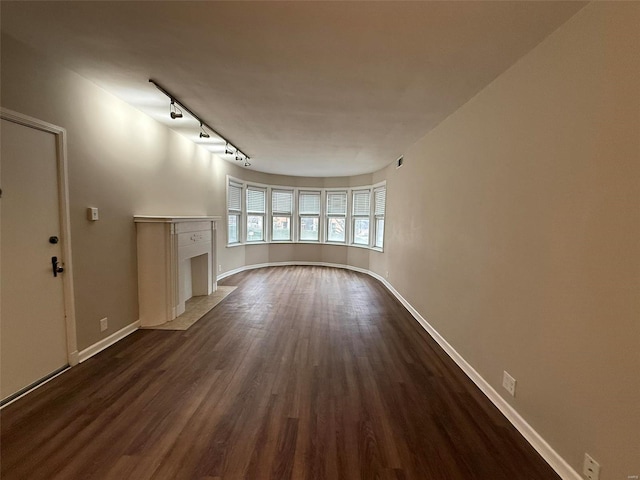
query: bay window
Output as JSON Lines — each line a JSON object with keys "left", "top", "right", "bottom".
{"left": 226, "top": 176, "right": 385, "bottom": 250}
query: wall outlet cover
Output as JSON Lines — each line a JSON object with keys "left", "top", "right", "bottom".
{"left": 502, "top": 371, "right": 516, "bottom": 397}
{"left": 583, "top": 453, "right": 600, "bottom": 480}
{"left": 87, "top": 207, "right": 99, "bottom": 221}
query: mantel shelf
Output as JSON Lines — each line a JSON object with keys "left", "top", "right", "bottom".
{"left": 134, "top": 215, "right": 221, "bottom": 223}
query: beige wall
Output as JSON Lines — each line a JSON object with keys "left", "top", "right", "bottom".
{"left": 0, "top": 34, "right": 377, "bottom": 350}
{"left": 2, "top": 2, "right": 638, "bottom": 478}
{"left": 1, "top": 35, "right": 240, "bottom": 349}
{"left": 378, "top": 3, "right": 639, "bottom": 478}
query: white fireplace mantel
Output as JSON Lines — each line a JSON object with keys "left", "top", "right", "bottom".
{"left": 134, "top": 215, "right": 221, "bottom": 327}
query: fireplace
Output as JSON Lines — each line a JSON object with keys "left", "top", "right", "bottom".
{"left": 134, "top": 216, "right": 220, "bottom": 327}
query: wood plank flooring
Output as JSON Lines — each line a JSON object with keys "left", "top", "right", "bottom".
{"left": 1, "top": 266, "right": 560, "bottom": 480}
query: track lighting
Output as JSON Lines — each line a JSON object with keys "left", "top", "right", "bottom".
{"left": 169, "top": 100, "right": 183, "bottom": 119}
{"left": 149, "top": 79, "right": 251, "bottom": 167}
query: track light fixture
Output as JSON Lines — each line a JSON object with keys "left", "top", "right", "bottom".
{"left": 169, "top": 100, "right": 183, "bottom": 119}
{"left": 149, "top": 79, "right": 251, "bottom": 167}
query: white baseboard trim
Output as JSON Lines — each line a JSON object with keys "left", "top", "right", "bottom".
{"left": 217, "top": 261, "right": 581, "bottom": 480}
{"left": 372, "top": 274, "right": 581, "bottom": 480}
{"left": 0, "top": 366, "right": 70, "bottom": 410}
{"left": 78, "top": 320, "right": 140, "bottom": 363}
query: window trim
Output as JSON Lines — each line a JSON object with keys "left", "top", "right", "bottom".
{"left": 373, "top": 185, "right": 386, "bottom": 250}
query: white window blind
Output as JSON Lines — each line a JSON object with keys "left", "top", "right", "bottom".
{"left": 247, "top": 188, "right": 266, "bottom": 213}
{"left": 374, "top": 188, "right": 386, "bottom": 216}
{"left": 299, "top": 192, "right": 321, "bottom": 215}
{"left": 352, "top": 190, "right": 371, "bottom": 216}
{"left": 228, "top": 183, "right": 242, "bottom": 212}
{"left": 327, "top": 192, "right": 347, "bottom": 215}
{"left": 272, "top": 190, "right": 293, "bottom": 214}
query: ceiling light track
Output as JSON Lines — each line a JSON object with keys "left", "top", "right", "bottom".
{"left": 149, "top": 79, "right": 250, "bottom": 166}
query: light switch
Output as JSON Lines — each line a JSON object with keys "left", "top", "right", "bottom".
{"left": 87, "top": 207, "right": 99, "bottom": 221}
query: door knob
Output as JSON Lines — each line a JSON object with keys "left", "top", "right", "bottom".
{"left": 51, "top": 256, "right": 64, "bottom": 277}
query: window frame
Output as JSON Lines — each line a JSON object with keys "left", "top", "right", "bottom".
{"left": 351, "top": 188, "right": 372, "bottom": 247}
{"left": 271, "top": 188, "right": 294, "bottom": 242}
{"left": 325, "top": 189, "right": 348, "bottom": 244}
{"left": 246, "top": 186, "right": 267, "bottom": 243}
{"left": 298, "top": 190, "right": 322, "bottom": 242}
{"left": 226, "top": 180, "right": 243, "bottom": 245}
{"left": 373, "top": 185, "right": 386, "bottom": 250}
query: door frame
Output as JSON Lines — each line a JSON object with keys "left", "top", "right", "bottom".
{"left": 1, "top": 108, "right": 78, "bottom": 366}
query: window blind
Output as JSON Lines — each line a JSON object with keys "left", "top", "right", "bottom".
{"left": 247, "top": 188, "right": 266, "bottom": 213}
{"left": 299, "top": 192, "right": 321, "bottom": 215}
{"left": 228, "top": 183, "right": 242, "bottom": 212}
{"left": 272, "top": 190, "right": 293, "bottom": 214}
{"left": 374, "top": 188, "right": 386, "bottom": 216}
{"left": 327, "top": 192, "right": 347, "bottom": 215}
{"left": 352, "top": 190, "right": 371, "bottom": 216}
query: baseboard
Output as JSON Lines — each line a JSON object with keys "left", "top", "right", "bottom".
{"left": 217, "top": 261, "right": 371, "bottom": 282}
{"left": 78, "top": 320, "right": 140, "bottom": 363}
{"left": 373, "top": 275, "right": 581, "bottom": 480}
{"left": 217, "top": 261, "right": 581, "bottom": 480}
{"left": 0, "top": 366, "right": 70, "bottom": 410}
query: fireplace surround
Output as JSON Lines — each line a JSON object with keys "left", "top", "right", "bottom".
{"left": 134, "top": 216, "right": 220, "bottom": 327}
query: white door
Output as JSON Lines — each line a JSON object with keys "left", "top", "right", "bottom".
{"left": 1, "top": 118, "right": 69, "bottom": 403}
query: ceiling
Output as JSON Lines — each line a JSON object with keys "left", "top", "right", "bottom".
{"left": 1, "top": 1, "right": 585, "bottom": 177}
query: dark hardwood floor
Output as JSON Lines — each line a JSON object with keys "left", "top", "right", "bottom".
{"left": 1, "top": 266, "right": 559, "bottom": 480}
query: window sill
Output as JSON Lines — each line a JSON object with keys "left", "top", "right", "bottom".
{"left": 226, "top": 241, "right": 384, "bottom": 253}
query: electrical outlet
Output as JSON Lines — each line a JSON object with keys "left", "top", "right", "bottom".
{"left": 502, "top": 371, "right": 516, "bottom": 397}
{"left": 100, "top": 317, "right": 108, "bottom": 332}
{"left": 583, "top": 453, "right": 600, "bottom": 480}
